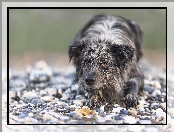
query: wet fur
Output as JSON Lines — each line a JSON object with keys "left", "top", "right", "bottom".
{"left": 69, "top": 14, "right": 144, "bottom": 109}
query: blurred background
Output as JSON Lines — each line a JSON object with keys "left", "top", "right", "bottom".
{"left": 9, "top": 9, "right": 166, "bottom": 69}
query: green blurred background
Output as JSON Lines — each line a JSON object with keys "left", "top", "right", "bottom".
{"left": 9, "top": 9, "right": 166, "bottom": 68}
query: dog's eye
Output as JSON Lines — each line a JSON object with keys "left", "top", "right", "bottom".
{"left": 84, "top": 62, "right": 88, "bottom": 66}
{"left": 84, "top": 59, "right": 90, "bottom": 66}
{"left": 102, "top": 62, "right": 107, "bottom": 67}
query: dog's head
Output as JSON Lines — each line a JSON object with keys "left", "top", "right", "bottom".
{"left": 68, "top": 15, "right": 143, "bottom": 97}
{"left": 68, "top": 40, "right": 135, "bottom": 93}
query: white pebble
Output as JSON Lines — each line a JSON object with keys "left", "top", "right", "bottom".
{"left": 154, "top": 81, "right": 161, "bottom": 89}
{"left": 152, "top": 89, "right": 161, "bottom": 96}
{"left": 123, "top": 116, "right": 137, "bottom": 124}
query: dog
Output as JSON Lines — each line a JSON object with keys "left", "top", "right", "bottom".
{"left": 68, "top": 14, "right": 144, "bottom": 109}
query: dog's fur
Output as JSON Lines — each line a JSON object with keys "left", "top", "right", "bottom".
{"left": 68, "top": 14, "right": 144, "bottom": 109}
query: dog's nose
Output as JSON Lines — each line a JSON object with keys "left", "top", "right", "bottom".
{"left": 85, "top": 75, "right": 95, "bottom": 85}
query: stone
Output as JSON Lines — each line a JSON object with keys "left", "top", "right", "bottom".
{"left": 31, "top": 98, "right": 44, "bottom": 106}
{"left": 73, "top": 99, "right": 86, "bottom": 107}
{"left": 46, "top": 87, "right": 57, "bottom": 96}
{"left": 75, "top": 95, "right": 86, "bottom": 100}
{"left": 7, "top": 61, "right": 167, "bottom": 125}
{"left": 154, "top": 81, "right": 161, "bottom": 89}
{"left": 19, "top": 112, "right": 28, "bottom": 118}
{"left": 128, "top": 108, "right": 138, "bottom": 115}
{"left": 123, "top": 116, "right": 137, "bottom": 124}
{"left": 71, "top": 84, "right": 79, "bottom": 91}
{"left": 143, "top": 85, "right": 154, "bottom": 94}
{"left": 120, "top": 109, "right": 129, "bottom": 115}
{"left": 111, "top": 114, "right": 123, "bottom": 120}
{"left": 59, "top": 115, "right": 70, "bottom": 122}
{"left": 152, "top": 89, "right": 161, "bottom": 97}
{"left": 138, "top": 120, "right": 151, "bottom": 124}
{"left": 40, "top": 90, "right": 48, "bottom": 96}
{"left": 21, "top": 92, "right": 37, "bottom": 103}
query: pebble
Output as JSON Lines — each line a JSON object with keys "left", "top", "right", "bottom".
{"left": 46, "top": 87, "right": 57, "bottom": 96}
{"left": 31, "top": 98, "right": 44, "bottom": 106}
{"left": 9, "top": 80, "right": 26, "bottom": 92}
{"left": 160, "top": 103, "right": 166, "bottom": 110}
{"left": 41, "top": 95, "right": 54, "bottom": 102}
{"left": 128, "top": 108, "right": 138, "bottom": 115}
{"left": 96, "top": 117, "right": 107, "bottom": 123}
{"left": 150, "top": 102, "right": 159, "bottom": 109}
{"left": 75, "top": 106, "right": 91, "bottom": 116}
{"left": 71, "top": 84, "right": 79, "bottom": 91}
{"left": 112, "top": 108, "right": 120, "bottom": 113}
{"left": 21, "top": 92, "right": 38, "bottom": 103}
{"left": 69, "top": 105, "right": 76, "bottom": 111}
{"left": 98, "top": 110, "right": 106, "bottom": 117}
{"left": 7, "top": 61, "right": 167, "bottom": 126}
{"left": 34, "top": 60, "right": 49, "bottom": 70}
{"left": 28, "top": 113, "right": 34, "bottom": 117}
{"left": 138, "top": 120, "right": 152, "bottom": 124}
{"left": 29, "top": 69, "right": 51, "bottom": 83}
{"left": 75, "top": 95, "right": 86, "bottom": 100}
{"left": 40, "top": 90, "right": 48, "bottom": 96}
{"left": 120, "top": 109, "right": 129, "bottom": 115}
{"left": 61, "top": 89, "right": 71, "bottom": 100}
{"left": 151, "top": 89, "right": 161, "bottom": 96}
{"left": 70, "top": 111, "right": 82, "bottom": 119}
{"left": 19, "top": 112, "right": 28, "bottom": 118}
{"left": 111, "top": 114, "right": 123, "bottom": 120}
{"left": 155, "top": 108, "right": 163, "bottom": 113}
{"left": 154, "top": 81, "right": 162, "bottom": 89}
{"left": 123, "top": 116, "right": 137, "bottom": 124}
{"left": 139, "top": 116, "right": 151, "bottom": 120}
{"left": 73, "top": 99, "right": 86, "bottom": 107}
{"left": 143, "top": 85, "right": 154, "bottom": 94}
{"left": 9, "top": 91, "right": 17, "bottom": 99}
{"left": 59, "top": 115, "right": 70, "bottom": 122}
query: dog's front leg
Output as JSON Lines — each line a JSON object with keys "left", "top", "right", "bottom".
{"left": 125, "top": 76, "right": 144, "bottom": 108}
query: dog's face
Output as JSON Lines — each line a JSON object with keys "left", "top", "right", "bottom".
{"left": 80, "top": 41, "right": 116, "bottom": 93}
{"left": 69, "top": 40, "right": 135, "bottom": 93}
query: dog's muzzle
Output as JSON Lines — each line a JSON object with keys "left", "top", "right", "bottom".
{"left": 85, "top": 75, "right": 96, "bottom": 85}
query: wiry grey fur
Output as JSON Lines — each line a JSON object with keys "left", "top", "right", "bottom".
{"left": 69, "top": 14, "right": 144, "bottom": 109}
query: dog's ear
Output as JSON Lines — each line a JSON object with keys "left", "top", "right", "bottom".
{"left": 110, "top": 44, "right": 135, "bottom": 68}
{"left": 68, "top": 41, "right": 85, "bottom": 62}
{"left": 127, "top": 20, "right": 143, "bottom": 61}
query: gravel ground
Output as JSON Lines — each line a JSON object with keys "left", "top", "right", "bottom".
{"left": 2, "top": 60, "right": 173, "bottom": 131}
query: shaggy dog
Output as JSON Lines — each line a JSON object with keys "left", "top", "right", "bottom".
{"left": 68, "top": 14, "right": 144, "bottom": 109}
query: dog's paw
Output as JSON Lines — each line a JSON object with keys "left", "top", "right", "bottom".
{"left": 104, "top": 104, "right": 113, "bottom": 112}
{"left": 86, "top": 98, "right": 102, "bottom": 108}
{"left": 125, "top": 94, "right": 139, "bottom": 108}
